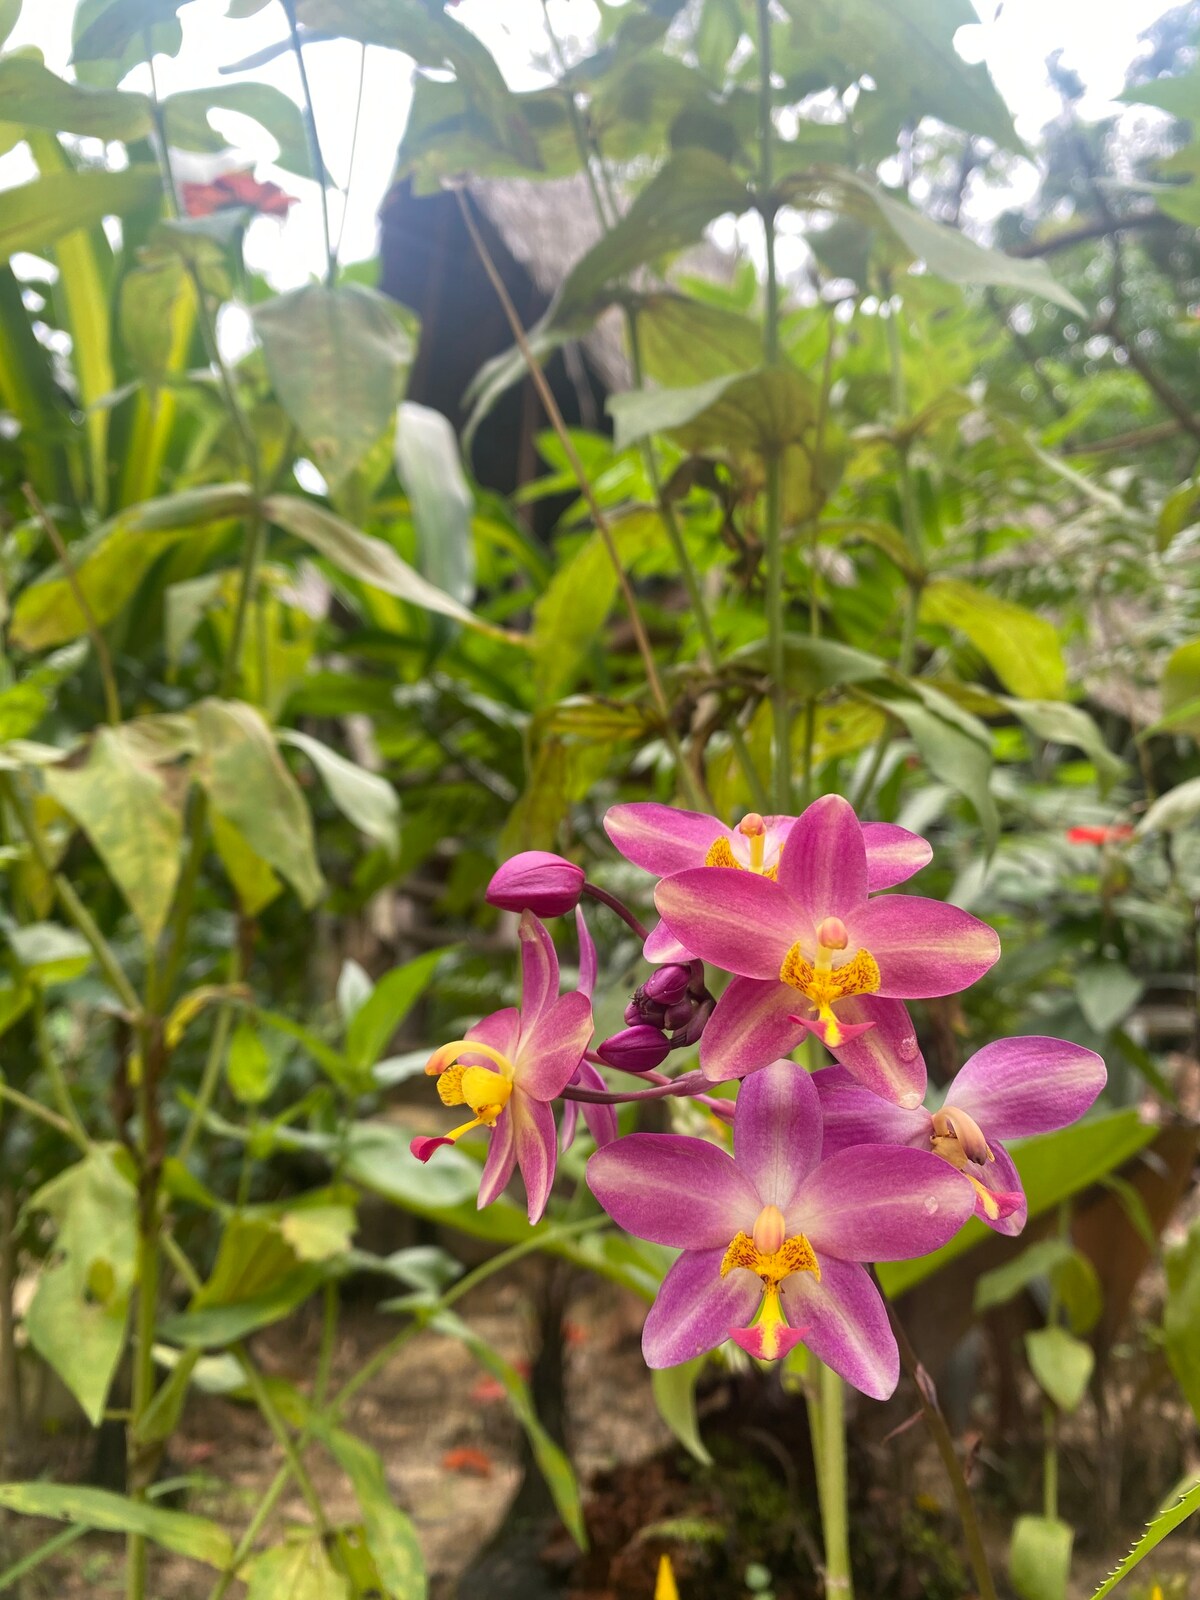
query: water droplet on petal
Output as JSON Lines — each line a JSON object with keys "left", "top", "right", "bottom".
{"left": 923, "top": 1196, "right": 939, "bottom": 1216}
{"left": 898, "top": 1035, "right": 919, "bottom": 1061}
{"left": 899, "top": 1090, "right": 923, "bottom": 1110}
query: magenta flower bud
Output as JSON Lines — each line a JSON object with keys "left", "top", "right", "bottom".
{"left": 486, "top": 851, "right": 585, "bottom": 917}
{"left": 641, "top": 963, "right": 693, "bottom": 1007}
{"left": 673, "top": 998, "right": 714, "bottom": 1049}
{"left": 624, "top": 1000, "right": 644, "bottom": 1026}
{"left": 596, "top": 1024, "right": 672, "bottom": 1073}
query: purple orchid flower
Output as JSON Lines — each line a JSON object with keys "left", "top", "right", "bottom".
{"left": 605, "top": 802, "right": 932, "bottom": 964}
{"left": 413, "top": 910, "right": 593, "bottom": 1222}
{"left": 814, "top": 1035, "right": 1107, "bottom": 1235}
{"left": 653, "top": 795, "right": 999, "bottom": 1105}
{"left": 560, "top": 907, "right": 619, "bottom": 1154}
{"left": 587, "top": 1061, "right": 974, "bottom": 1396}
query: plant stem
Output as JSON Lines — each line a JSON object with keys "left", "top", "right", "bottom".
{"left": 32, "top": 991, "right": 90, "bottom": 1149}
{"left": 806, "top": 1361, "right": 854, "bottom": 1597}
{"left": 235, "top": 1346, "right": 329, "bottom": 1530}
{"left": 22, "top": 484, "right": 120, "bottom": 726}
{"left": 218, "top": 511, "right": 266, "bottom": 697}
{"left": 581, "top": 880, "right": 649, "bottom": 941}
{"left": 454, "top": 188, "right": 710, "bottom": 812}
{"left": 0, "top": 1082, "right": 80, "bottom": 1145}
{"left": 280, "top": 0, "right": 335, "bottom": 286}
{"left": 332, "top": 43, "right": 367, "bottom": 265}
{"left": 754, "top": 0, "right": 789, "bottom": 813}
{"left": 177, "top": 967, "right": 236, "bottom": 1166}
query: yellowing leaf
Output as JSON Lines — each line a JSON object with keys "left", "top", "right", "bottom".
{"left": 920, "top": 577, "right": 1066, "bottom": 700}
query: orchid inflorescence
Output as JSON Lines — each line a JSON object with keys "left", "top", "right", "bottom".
{"left": 413, "top": 795, "right": 1106, "bottom": 1398}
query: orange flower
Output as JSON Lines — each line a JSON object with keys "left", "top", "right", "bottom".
{"left": 181, "top": 170, "right": 296, "bottom": 219}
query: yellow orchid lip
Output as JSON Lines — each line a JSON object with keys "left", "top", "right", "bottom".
{"left": 416, "top": 1038, "right": 516, "bottom": 1157}
{"left": 779, "top": 943, "right": 880, "bottom": 1046}
{"left": 721, "top": 1205, "right": 820, "bottom": 1362}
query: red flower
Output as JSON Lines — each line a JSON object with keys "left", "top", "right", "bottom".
{"left": 181, "top": 170, "right": 296, "bottom": 219}
{"left": 1066, "top": 825, "right": 1134, "bottom": 845}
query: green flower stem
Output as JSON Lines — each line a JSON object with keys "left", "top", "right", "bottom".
{"left": 32, "top": 991, "right": 89, "bottom": 1150}
{"left": 280, "top": 0, "right": 335, "bottom": 287}
{"left": 806, "top": 1360, "right": 854, "bottom": 1597}
{"left": 235, "top": 1345, "right": 330, "bottom": 1533}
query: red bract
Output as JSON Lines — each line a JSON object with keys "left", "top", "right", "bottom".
{"left": 1066, "top": 824, "right": 1134, "bottom": 845}
{"left": 181, "top": 170, "right": 297, "bottom": 219}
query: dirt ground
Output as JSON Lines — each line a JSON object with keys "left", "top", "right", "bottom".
{"left": 1, "top": 1260, "right": 1197, "bottom": 1599}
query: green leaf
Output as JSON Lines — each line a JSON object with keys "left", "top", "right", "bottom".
{"left": 278, "top": 729, "right": 400, "bottom": 858}
{"left": 194, "top": 698, "right": 324, "bottom": 908}
{"left": 728, "top": 634, "right": 885, "bottom": 698}
{"left": 1010, "top": 1514, "right": 1073, "bottom": 1600}
{"left": 254, "top": 284, "right": 414, "bottom": 488}
{"left": 280, "top": 1203, "right": 356, "bottom": 1264}
{"left": 1001, "top": 698, "right": 1125, "bottom": 790}
{"left": 634, "top": 291, "right": 763, "bottom": 387}
{"left": 920, "top": 577, "right": 1066, "bottom": 699}
{"left": 651, "top": 1357, "right": 712, "bottom": 1467}
{"left": 45, "top": 726, "right": 184, "bottom": 943}
{"left": 554, "top": 149, "right": 749, "bottom": 323}
{"left": 394, "top": 402, "right": 476, "bottom": 610}
{"left": 1025, "top": 1326, "right": 1094, "bottom": 1412}
{"left": 321, "top": 1428, "right": 427, "bottom": 1599}
{"left": 263, "top": 494, "right": 510, "bottom": 641}
{"left": 162, "top": 1214, "right": 323, "bottom": 1348}
{"left": 1160, "top": 638, "right": 1200, "bottom": 742}
{"left": 0, "top": 58, "right": 151, "bottom": 140}
{"left": 0, "top": 167, "right": 161, "bottom": 263}
{"left": 72, "top": 0, "right": 183, "bottom": 65}
{"left": 0, "top": 1484, "right": 233, "bottom": 1569}
{"left": 878, "top": 1111, "right": 1158, "bottom": 1297}
{"left": 1140, "top": 775, "right": 1200, "bottom": 834}
{"left": 1090, "top": 1477, "right": 1200, "bottom": 1598}
{"left": 1165, "top": 1221, "right": 1200, "bottom": 1425}
{"left": 430, "top": 1309, "right": 587, "bottom": 1550}
{"left": 1075, "top": 962, "right": 1143, "bottom": 1035}
{"left": 7, "top": 922, "right": 91, "bottom": 985}
{"left": 25, "top": 1149, "right": 137, "bottom": 1426}
{"left": 162, "top": 82, "right": 313, "bottom": 177}
{"left": 343, "top": 1122, "right": 481, "bottom": 1211}
{"left": 1120, "top": 60, "right": 1200, "bottom": 121}
{"left": 974, "top": 1240, "right": 1076, "bottom": 1314}
{"left": 0, "top": 0, "right": 22, "bottom": 49}
{"left": 868, "top": 681, "right": 997, "bottom": 844}
{"left": 344, "top": 949, "right": 444, "bottom": 1073}
{"left": 245, "top": 1537, "right": 350, "bottom": 1599}
{"left": 211, "top": 812, "right": 283, "bottom": 917}
{"left": 226, "top": 1019, "right": 279, "bottom": 1105}
{"left": 10, "top": 484, "right": 255, "bottom": 651}
{"left": 608, "top": 364, "right": 818, "bottom": 456}
{"left": 119, "top": 250, "right": 193, "bottom": 387}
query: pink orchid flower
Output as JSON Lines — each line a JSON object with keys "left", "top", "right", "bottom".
{"left": 653, "top": 794, "right": 999, "bottom": 1104}
{"left": 560, "top": 906, "right": 618, "bottom": 1154}
{"left": 604, "top": 802, "right": 932, "bottom": 963}
{"left": 412, "top": 911, "right": 593, "bottom": 1222}
{"left": 814, "top": 1035, "right": 1107, "bottom": 1233}
{"left": 587, "top": 1061, "right": 974, "bottom": 1397}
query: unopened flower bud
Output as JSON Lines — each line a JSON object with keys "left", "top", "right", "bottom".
{"left": 816, "top": 915, "right": 849, "bottom": 950}
{"left": 596, "top": 1024, "right": 672, "bottom": 1073}
{"left": 672, "top": 997, "right": 714, "bottom": 1048}
{"left": 624, "top": 1000, "right": 644, "bottom": 1027}
{"left": 642, "top": 963, "right": 692, "bottom": 1007}
{"left": 486, "top": 851, "right": 585, "bottom": 917}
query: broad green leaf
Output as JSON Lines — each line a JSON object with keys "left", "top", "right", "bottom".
{"left": 226, "top": 1018, "right": 280, "bottom": 1105}
{"left": 0, "top": 58, "right": 151, "bottom": 140}
{"left": 263, "top": 494, "right": 511, "bottom": 641}
{"left": 280, "top": 1204, "right": 356, "bottom": 1263}
{"left": 554, "top": 149, "right": 749, "bottom": 323}
{"left": 0, "top": 167, "right": 161, "bottom": 263}
{"left": 7, "top": 922, "right": 92, "bottom": 985}
{"left": 1075, "top": 962, "right": 1143, "bottom": 1035}
{"left": 279, "top": 729, "right": 400, "bottom": 858}
{"left": 11, "top": 484, "right": 255, "bottom": 651}
{"left": 1010, "top": 1514, "right": 1073, "bottom": 1600}
{"left": 211, "top": 812, "right": 282, "bottom": 917}
{"left": 1002, "top": 698, "right": 1125, "bottom": 790}
{"left": 634, "top": 291, "right": 763, "bottom": 387}
{"left": 254, "top": 284, "right": 413, "bottom": 488}
{"left": 343, "top": 1122, "right": 481, "bottom": 1210}
{"left": 394, "top": 402, "right": 475, "bottom": 612}
{"left": 728, "top": 634, "right": 885, "bottom": 698}
{"left": 651, "top": 1357, "right": 712, "bottom": 1467}
{"left": 162, "top": 82, "right": 312, "bottom": 177}
{"left": 920, "top": 577, "right": 1066, "bottom": 700}
{"left": 162, "top": 1214, "right": 322, "bottom": 1348}
{"left": 25, "top": 1149, "right": 137, "bottom": 1425}
{"left": 974, "top": 1240, "right": 1077, "bottom": 1315}
{"left": 608, "top": 364, "right": 818, "bottom": 456}
{"left": 1140, "top": 775, "right": 1200, "bottom": 834}
{"left": 1025, "top": 1325, "right": 1093, "bottom": 1412}
{"left": 1091, "top": 1477, "right": 1200, "bottom": 1598}
{"left": 1165, "top": 1221, "right": 1200, "bottom": 1425}
{"left": 345, "top": 949, "right": 444, "bottom": 1073}
{"left": 194, "top": 698, "right": 324, "bottom": 908}
{"left": 72, "top": 0, "right": 183, "bottom": 66}
{"left": 245, "top": 1537, "right": 350, "bottom": 1600}
{"left": 868, "top": 681, "right": 997, "bottom": 844}
{"left": 0, "top": 1484, "right": 232, "bottom": 1569}
{"left": 1161, "top": 638, "right": 1200, "bottom": 743}
{"left": 1119, "top": 60, "right": 1200, "bottom": 121}
{"left": 120, "top": 251, "right": 193, "bottom": 386}
{"left": 45, "top": 726, "right": 183, "bottom": 943}
{"left": 322, "top": 1428, "right": 427, "bottom": 1599}
{"left": 879, "top": 1111, "right": 1158, "bottom": 1296}
{"left": 1156, "top": 478, "right": 1200, "bottom": 552}
{"left": 430, "top": 1309, "right": 587, "bottom": 1550}
{"left": 0, "top": 0, "right": 21, "bottom": 49}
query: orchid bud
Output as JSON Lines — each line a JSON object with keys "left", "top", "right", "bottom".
{"left": 596, "top": 1024, "right": 672, "bottom": 1073}
{"left": 642, "top": 963, "right": 693, "bottom": 1007}
{"left": 485, "top": 850, "right": 585, "bottom": 917}
{"left": 672, "top": 997, "right": 713, "bottom": 1048}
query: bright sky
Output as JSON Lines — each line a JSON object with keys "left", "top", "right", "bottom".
{"left": 2, "top": 0, "right": 1184, "bottom": 288}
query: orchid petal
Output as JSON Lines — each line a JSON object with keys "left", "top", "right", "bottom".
{"left": 643, "top": 919, "right": 693, "bottom": 964}
{"left": 605, "top": 802, "right": 728, "bottom": 876}
{"left": 776, "top": 794, "right": 867, "bottom": 920}
{"left": 515, "top": 990, "right": 593, "bottom": 1101}
{"left": 478, "top": 1105, "right": 517, "bottom": 1207}
{"left": 793, "top": 1146, "right": 975, "bottom": 1261}
{"left": 947, "top": 1035, "right": 1106, "bottom": 1140}
{"left": 827, "top": 995, "right": 928, "bottom": 1107}
{"left": 813, "top": 1065, "right": 931, "bottom": 1157}
{"left": 512, "top": 1093, "right": 558, "bottom": 1223}
{"left": 518, "top": 911, "right": 559, "bottom": 1023}
{"left": 464, "top": 1005, "right": 521, "bottom": 1065}
{"left": 862, "top": 822, "right": 933, "bottom": 891}
{"left": 655, "top": 869, "right": 798, "bottom": 979}
{"left": 587, "top": 1134, "right": 759, "bottom": 1248}
{"left": 699, "top": 977, "right": 806, "bottom": 1083}
{"left": 642, "top": 1247, "right": 762, "bottom": 1369}
{"left": 972, "top": 1138, "right": 1027, "bottom": 1235}
{"left": 779, "top": 1258, "right": 899, "bottom": 1400}
{"left": 733, "top": 1058, "right": 822, "bottom": 1210}
{"left": 852, "top": 895, "right": 1000, "bottom": 998}
{"left": 575, "top": 905, "right": 597, "bottom": 1000}
{"left": 570, "top": 1060, "right": 618, "bottom": 1149}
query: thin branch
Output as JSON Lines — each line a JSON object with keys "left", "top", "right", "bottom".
{"left": 23, "top": 484, "right": 120, "bottom": 726}
{"left": 1060, "top": 415, "right": 1194, "bottom": 456}
{"left": 1007, "top": 211, "right": 1174, "bottom": 259}
{"left": 1104, "top": 311, "right": 1200, "bottom": 445}
{"left": 281, "top": 0, "right": 335, "bottom": 286}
